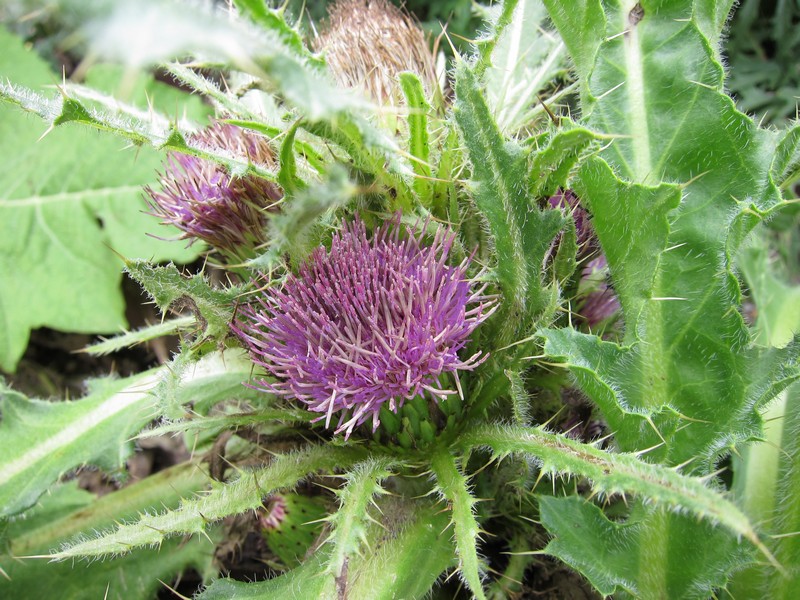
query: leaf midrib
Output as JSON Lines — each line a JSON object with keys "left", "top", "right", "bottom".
{"left": 0, "top": 184, "right": 145, "bottom": 207}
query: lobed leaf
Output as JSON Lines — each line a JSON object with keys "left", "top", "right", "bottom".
{"left": 124, "top": 260, "right": 241, "bottom": 342}
{"left": 539, "top": 496, "right": 751, "bottom": 599}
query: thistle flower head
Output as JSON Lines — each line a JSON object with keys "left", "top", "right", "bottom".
{"left": 314, "top": 0, "right": 437, "bottom": 105}
{"left": 232, "top": 216, "right": 495, "bottom": 438}
{"left": 144, "top": 122, "right": 281, "bottom": 260}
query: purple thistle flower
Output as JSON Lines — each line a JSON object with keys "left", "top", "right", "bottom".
{"left": 144, "top": 122, "right": 282, "bottom": 260}
{"left": 232, "top": 216, "right": 496, "bottom": 438}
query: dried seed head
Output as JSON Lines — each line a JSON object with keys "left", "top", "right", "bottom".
{"left": 144, "top": 121, "right": 281, "bottom": 260}
{"left": 232, "top": 215, "right": 496, "bottom": 438}
{"left": 314, "top": 0, "right": 437, "bottom": 105}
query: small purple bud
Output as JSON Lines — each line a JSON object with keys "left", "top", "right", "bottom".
{"left": 548, "top": 189, "right": 596, "bottom": 256}
{"left": 579, "top": 255, "right": 621, "bottom": 327}
{"left": 259, "top": 495, "right": 288, "bottom": 530}
{"left": 548, "top": 190, "right": 621, "bottom": 327}
{"left": 144, "top": 122, "right": 282, "bottom": 260}
{"left": 232, "top": 215, "right": 497, "bottom": 438}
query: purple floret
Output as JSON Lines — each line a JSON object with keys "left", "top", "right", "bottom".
{"left": 232, "top": 216, "right": 496, "bottom": 438}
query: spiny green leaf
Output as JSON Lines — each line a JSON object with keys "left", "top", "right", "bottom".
{"left": 459, "top": 423, "right": 771, "bottom": 562}
{"left": 539, "top": 496, "right": 752, "bottom": 600}
{"left": 81, "top": 316, "right": 196, "bottom": 356}
{"left": 0, "top": 80, "right": 277, "bottom": 182}
{"left": 7, "top": 461, "right": 210, "bottom": 558}
{"left": 541, "top": 2, "right": 790, "bottom": 470}
{"left": 542, "top": 0, "right": 605, "bottom": 103}
{"left": 454, "top": 63, "right": 564, "bottom": 328}
{"left": 528, "top": 126, "right": 599, "bottom": 199}
{"left": 124, "top": 260, "right": 240, "bottom": 341}
{"left": 198, "top": 496, "right": 454, "bottom": 600}
{"left": 50, "top": 445, "right": 366, "bottom": 560}
{"left": 473, "top": 0, "right": 520, "bottom": 77}
{"left": 198, "top": 548, "right": 334, "bottom": 599}
{"left": 0, "top": 371, "right": 160, "bottom": 517}
{"left": 325, "top": 458, "right": 394, "bottom": 577}
{"left": 430, "top": 447, "right": 486, "bottom": 600}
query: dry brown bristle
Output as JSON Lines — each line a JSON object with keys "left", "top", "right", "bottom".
{"left": 314, "top": 0, "right": 437, "bottom": 105}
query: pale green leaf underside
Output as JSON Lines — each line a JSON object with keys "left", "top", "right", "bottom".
{"left": 0, "top": 371, "right": 160, "bottom": 517}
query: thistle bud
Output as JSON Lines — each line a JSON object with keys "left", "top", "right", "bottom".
{"left": 144, "top": 122, "right": 281, "bottom": 261}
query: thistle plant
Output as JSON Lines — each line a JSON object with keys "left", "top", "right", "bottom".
{"left": 1, "top": 1, "right": 799, "bottom": 599}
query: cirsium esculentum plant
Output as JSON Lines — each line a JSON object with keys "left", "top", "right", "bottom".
{"left": 1, "top": 0, "right": 799, "bottom": 598}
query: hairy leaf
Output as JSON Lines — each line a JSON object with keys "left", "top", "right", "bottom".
{"left": 1, "top": 461, "right": 214, "bottom": 599}
{"left": 124, "top": 260, "right": 241, "bottom": 341}
{"left": 539, "top": 496, "right": 751, "bottom": 599}
{"left": 198, "top": 496, "right": 453, "bottom": 600}
{"left": 50, "top": 445, "right": 365, "bottom": 560}
{"left": 0, "top": 371, "right": 160, "bottom": 517}
{"left": 325, "top": 458, "right": 393, "bottom": 577}
{"left": 431, "top": 447, "right": 486, "bottom": 600}
{"left": 460, "top": 423, "right": 769, "bottom": 558}
{"left": 82, "top": 316, "right": 195, "bottom": 356}
{"left": 541, "top": 1, "right": 790, "bottom": 470}
{"left": 454, "top": 64, "right": 564, "bottom": 330}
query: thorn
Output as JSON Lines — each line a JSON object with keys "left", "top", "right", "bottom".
{"left": 633, "top": 440, "right": 666, "bottom": 457}
{"left": 158, "top": 578, "right": 192, "bottom": 600}
{"left": 644, "top": 415, "right": 667, "bottom": 447}
{"left": 36, "top": 124, "right": 55, "bottom": 142}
